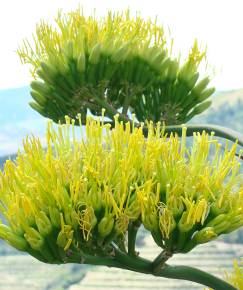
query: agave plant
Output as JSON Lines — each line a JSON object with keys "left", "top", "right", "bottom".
{"left": 0, "top": 115, "right": 242, "bottom": 290}
{"left": 17, "top": 9, "right": 214, "bottom": 125}
{"left": 0, "top": 7, "right": 242, "bottom": 290}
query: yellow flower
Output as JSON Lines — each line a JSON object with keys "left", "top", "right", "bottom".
{"left": 225, "top": 259, "right": 243, "bottom": 290}
{"left": 17, "top": 8, "right": 214, "bottom": 125}
{"left": 0, "top": 115, "right": 242, "bottom": 263}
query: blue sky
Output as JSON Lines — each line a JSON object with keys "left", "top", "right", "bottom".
{"left": 0, "top": 87, "right": 47, "bottom": 156}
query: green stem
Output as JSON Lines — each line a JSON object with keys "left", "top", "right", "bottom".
{"left": 67, "top": 247, "right": 236, "bottom": 289}
{"left": 152, "top": 250, "right": 172, "bottom": 273}
{"left": 122, "top": 82, "right": 131, "bottom": 115}
{"left": 156, "top": 264, "right": 237, "bottom": 290}
{"left": 111, "top": 242, "right": 152, "bottom": 274}
{"left": 89, "top": 88, "right": 131, "bottom": 123}
{"left": 128, "top": 221, "right": 141, "bottom": 256}
{"left": 67, "top": 251, "right": 125, "bottom": 269}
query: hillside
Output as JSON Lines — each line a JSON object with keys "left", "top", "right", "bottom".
{"left": 191, "top": 88, "right": 243, "bottom": 133}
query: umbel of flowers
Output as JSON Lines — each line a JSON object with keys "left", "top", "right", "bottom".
{"left": 17, "top": 9, "right": 215, "bottom": 125}
{"left": 0, "top": 114, "right": 242, "bottom": 289}
{"left": 1, "top": 7, "right": 243, "bottom": 290}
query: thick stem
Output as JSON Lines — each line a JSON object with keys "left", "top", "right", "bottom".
{"left": 68, "top": 247, "right": 236, "bottom": 289}
{"left": 122, "top": 82, "right": 131, "bottom": 115}
{"left": 128, "top": 221, "right": 141, "bottom": 256}
{"left": 156, "top": 264, "right": 237, "bottom": 290}
{"left": 152, "top": 250, "right": 172, "bottom": 273}
{"left": 111, "top": 242, "right": 152, "bottom": 274}
{"left": 66, "top": 251, "right": 125, "bottom": 269}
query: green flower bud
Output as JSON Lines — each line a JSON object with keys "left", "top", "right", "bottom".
{"left": 0, "top": 224, "right": 28, "bottom": 251}
{"left": 29, "top": 101, "right": 49, "bottom": 118}
{"left": 49, "top": 207, "right": 61, "bottom": 228}
{"left": 124, "top": 202, "right": 141, "bottom": 220}
{"left": 89, "top": 43, "right": 102, "bottom": 64}
{"left": 213, "top": 221, "right": 231, "bottom": 234}
{"left": 191, "top": 77, "right": 210, "bottom": 95}
{"left": 142, "top": 212, "right": 158, "bottom": 232}
{"left": 24, "top": 227, "right": 44, "bottom": 251}
{"left": 206, "top": 214, "right": 227, "bottom": 227}
{"left": 187, "top": 72, "right": 199, "bottom": 89}
{"left": 65, "top": 40, "right": 74, "bottom": 59}
{"left": 77, "top": 52, "right": 86, "bottom": 72}
{"left": 193, "top": 227, "right": 217, "bottom": 244}
{"left": 98, "top": 215, "right": 114, "bottom": 238}
{"left": 167, "top": 60, "right": 179, "bottom": 81}
{"left": 210, "top": 201, "right": 229, "bottom": 216}
{"left": 115, "top": 214, "right": 129, "bottom": 234}
{"left": 193, "top": 101, "right": 212, "bottom": 114}
{"left": 88, "top": 186, "right": 103, "bottom": 211}
{"left": 30, "top": 90, "right": 47, "bottom": 106}
{"left": 225, "top": 214, "right": 243, "bottom": 233}
{"left": 56, "top": 228, "right": 74, "bottom": 250}
{"left": 206, "top": 214, "right": 230, "bottom": 234}
{"left": 36, "top": 211, "right": 52, "bottom": 236}
{"left": 198, "top": 87, "right": 215, "bottom": 102}
{"left": 111, "top": 44, "right": 130, "bottom": 63}
{"left": 178, "top": 212, "right": 194, "bottom": 233}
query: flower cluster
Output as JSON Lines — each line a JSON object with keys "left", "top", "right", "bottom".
{"left": 0, "top": 115, "right": 242, "bottom": 264}
{"left": 17, "top": 9, "right": 214, "bottom": 125}
{"left": 225, "top": 259, "right": 243, "bottom": 289}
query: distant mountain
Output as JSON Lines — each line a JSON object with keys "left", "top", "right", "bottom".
{"left": 191, "top": 88, "right": 243, "bottom": 133}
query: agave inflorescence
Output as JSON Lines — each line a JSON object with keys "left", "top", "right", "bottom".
{"left": 17, "top": 9, "right": 215, "bottom": 125}
{"left": 0, "top": 115, "right": 242, "bottom": 268}
{"left": 3, "top": 7, "right": 243, "bottom": 290}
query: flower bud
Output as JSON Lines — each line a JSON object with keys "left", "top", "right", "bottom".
{"left": 0, "top": 224, "right": 28, "bottom": 251}
{"left": 142, "top": 212, "right": 158, "bottom": 232}
{"left": 213, "top": 221, "right": 230, "bottom": 234}
{"left": 57, "top": 226, "right": 74, "bottom": 251}
{"left": 198, "top": 87, "right": 215, "bottom": 102}
{"left": 24, "top": 227, "right": 44, "bottom": 251}
{"left": 192, "top": 77, "right": 210, "bottom": 95}
{"left": 49, "top": 207, "right": 61, "bottom": 228}
{"left": 178, "top": 212, "right": 194, "bottom": 233}
{"left": 77, "top": 52, "right": 86, "bottom": 72}
{"left": 124, "top": 202, "right": 140, "bottom": 220}
{"left": 111, "top": 44, "right": 130, "bottom": 63}
{"left": 36, "top": 211, "right": 52, "bottom": 236}
{"left": 115, "top": 214, "right": 129, "bottom": 234}
{"left": 193, "top": 227, "right": 217, "bottom": 244}
{"left": 98, "top": 215, "right": 114, "bottom": 238}
{"left": 206, "top": 214, "right": 227, "bottom": 227}
{"left": 89, "top": 43, "right": 102, "bottom": 64}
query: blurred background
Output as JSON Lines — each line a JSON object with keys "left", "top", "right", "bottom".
{"left": 0, "top": 0, "right": 243, "bottom": 289}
